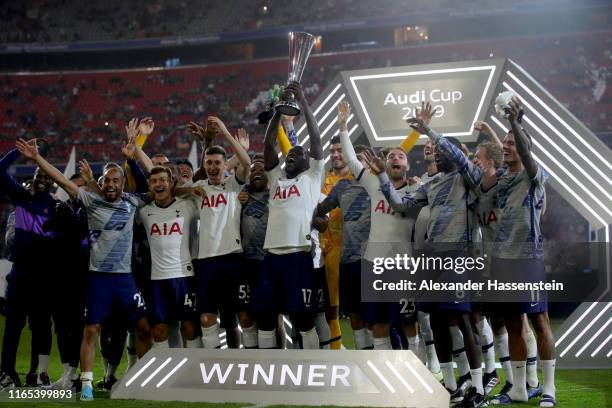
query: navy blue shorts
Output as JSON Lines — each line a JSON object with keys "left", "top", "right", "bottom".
{"left": 488, "top": 257, "right": 548, "bottom": 317}
{"left": 339, "top": 260, "right": 362, "bottom": 315}
{"left": 147, "top": 277, "right": 197, "bottom": 325}
{"left": 219, "top": 309, "right": 238, "bottom": 329}
{"left": 194, "top": 253, "right": 247, "bottom": 314}
{"left": 363, "top": 301, "right": 414, "bottom": 326}
{"left": 255, "top": 251, "right": 316, "bottom": 316}
{"left": 314, "top": 266, "right": 329, "bottom": 313}
{"left": 417, "top": 301, "right": 471, "bottom": 314}
{"left": 239, "top": 258, "right": 263, "bottom": 312}
{"left": 84, "top": 272, "right": 147, "bottom": 326}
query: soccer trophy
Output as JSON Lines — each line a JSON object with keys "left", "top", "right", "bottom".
{"left": 275, "top": 31, "right": 316, "bottom": 116}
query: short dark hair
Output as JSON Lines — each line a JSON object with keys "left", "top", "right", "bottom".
{"left": 70, "top": 173, "right": 84, "bottom": 181}
{"left": 252, "top": 153, "right": 264, "bottom": 163}
{"left": 103, "top": 164, "right": 125, "bottom": 178}
{"left": 354, "top": 144, "right": 369, "bottom": 154}
{"left": 205, "top": 145, "right": 227, "bottom": 160}
{"left": 330, "top": 135, "right": 340, "bottom": 145}
{"left": 149, "top": 166, "right": 173, "bottom": 180}
{"left": 506, "top": 129, "right": 532, "bottom": 149}
{"left": 175, "top": 159, "right": 193, "bottom": 170}
{"left": 103, "top": 161, "right": 121, "bottom": 171}
{"left": 379, "top": 147, "right": 391, "bottom": 158}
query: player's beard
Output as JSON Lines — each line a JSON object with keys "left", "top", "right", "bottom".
{"left": 331, "top": 158, "right": 346, "bottom": 172}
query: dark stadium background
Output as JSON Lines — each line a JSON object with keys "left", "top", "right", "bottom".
{"left": 0, "top": 0, "right": 610, "bottom": 406}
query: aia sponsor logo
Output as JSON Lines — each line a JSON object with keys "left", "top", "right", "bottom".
{"left": 478, "top": 211, "right": 497, "bottom": 226}
{"left": 273, "top": 185, "right": 301, "bottom": 200}
{"left": 150, "top": 222, "right": 183, "bottom": 236}
{"left": 374, "top": 199, "right": 394, "bottom": 215}
{"left": 201, "top": 193, "right": 228, "bottom": 208}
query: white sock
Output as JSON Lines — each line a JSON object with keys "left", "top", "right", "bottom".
{"left": 524, "top": 328, "right": 539, "bottom": 387}
{"left": 167, "top": 321, "right": 182, "bottom": 348}
{"left": 299, "top": 328, "right": 320, "bottom": 350}
{"left": 476, "top": 318, "right": 496, "bottom": 374}
{"left": 471, "top": 367, "right": 484, "bottom": 395}
{"left": 353, "top": 328, "right": 373, "bottom": 350}
{"left": 440, "top": 362, "right": 456, "bottom": 391}
{"left": 106, "top": 363, "right": 118, "bottom": 381}
{"left": 449, "top": 326, "right": 470, "bottom": 377}
{"left": 407, "top": 335, "right": 425, "bottom": 362}
{"left": 314, "top": 313, "right": 331, "bottom": 349}
{"left": 408, "top": 335, "right": 419, "bottom": 347}
{"left": 507, "top": 361, "right": 528, "bottom": 402}
{"left": 241, "top": 325, "right": 258, "bottom": 349}
{"left": 258, "top": 329, "right": 277, "bottom": 349}
{"left": 67, "top": 366, "right": 77, "bottom": 380}
{"left": 153, "top": 340, "right": 169, "bottom": 349}
{"left": 127, "top": 332, "right": 138, "bottom": 368}
{"left": 373, "top": 337, "right": 392, "bottom": 350}
{"left": 540, "top": 359, "right": 556, "bottom": 398}
{"left": 80, "top": 371, "right": 93, "bottom": 387}
{"left": 38, "top": 354, "right": 50, "bottom": 373}
{"left": 61, "top": 362, "right": 70, "bottom": 378}
{"left": 418, "top": 312, "right": 438, "bottom": 371}
{"left": 201, "top": 324, "right": 221, "bottom": 349}
{"left": 494, "top": 332, "right": 513, "bottom": 384}
{"left": 425, "top": 342, "right": 440, "bottom": 373}
{"left": 186, "top": 337, "right": 203, "bottom": 348}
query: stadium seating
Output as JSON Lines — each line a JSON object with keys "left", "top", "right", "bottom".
{"left": 1, "top": 30, "right": 610, "bottom": 164}
{"left": 0, "top": 0, "right": 560, "bottom": 43}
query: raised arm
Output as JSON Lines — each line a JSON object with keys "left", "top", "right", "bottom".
{"left": 408, "top": 117, "right": 482, "bottom": 188}
{"left": 506, "top": 98, "right": 538, "bottom": 179}
{"left": 126, "top": 118, "right": 154, "bottom": 174}
{"left": 474, "top": 121, "right": 502, "bottom": 148}
{"left": 209, "top": 117, "right": 251, "bottom": 183}
{"left": 263, "top": 111, "right": 281, "bottom": 170}
{"left": 15, "top": 139, "right": 79, "bottom": 198}
{"left": 337, "top": 101, "right": 364, "bottom": 178}
{"left": 286, "top": 82, "right": 322, "bottom": 160}
{"left": 225, "top": 127, "right": 250, "bottom": 174}
{"left": 277, "top": 115, "right": 295, "bottom": 156}
{"left": 78, "top": 159, "right": 103, "bottom": 196}
{"left": 187, "top": 121, "right": 215, "bottom": 152}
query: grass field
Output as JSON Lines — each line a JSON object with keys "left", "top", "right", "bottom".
{"left": 0, "top": 317, "right": 610, "bottom": 407}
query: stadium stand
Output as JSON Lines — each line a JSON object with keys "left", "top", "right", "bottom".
{"left": 1, "top": 30, "right": 610, "bottom": 164}
{"left": 0, "top": 0, "right": 573, "bottom": 43}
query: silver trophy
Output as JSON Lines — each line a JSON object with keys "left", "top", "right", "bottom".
{"left": 275, "top": 31, "right": 316, "bottom": 116}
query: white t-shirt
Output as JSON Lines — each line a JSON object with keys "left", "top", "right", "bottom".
{"left": 264, "top": 158, "right": 325, "bottom": 254}
{"left": 138, "top": 197, "right": 198, "bottom": 280}
{"left": 339, "top": 130, "right": 419, "bottom": 261}
{"left": 359, "top": 171, "right": 419, "bottom": 261}
{"left": 192, "top": 175, "right": 244, "bottom": 259}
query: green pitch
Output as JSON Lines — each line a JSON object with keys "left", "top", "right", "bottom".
{"left": 0, "top": 317, "right": 610, "bottom": 407}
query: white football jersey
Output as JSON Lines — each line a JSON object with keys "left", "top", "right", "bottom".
{"left": 138, "top": 197, "right": 198, "bottom": 280}
{"left": 192, "top": 175, "right": 244, "bottom": 259}
{"left": 264, "top": 158, "right": 325, "bottom": 254}
{"left": 339, "top": 129, "right": 419, "bottom": 262}
{"left": 359, "top": 171, "right": 420, "bottom": 261}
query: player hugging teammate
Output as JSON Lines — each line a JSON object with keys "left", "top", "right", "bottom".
{"left": 0, "top": 76, "right": 555, "bottom": 407}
